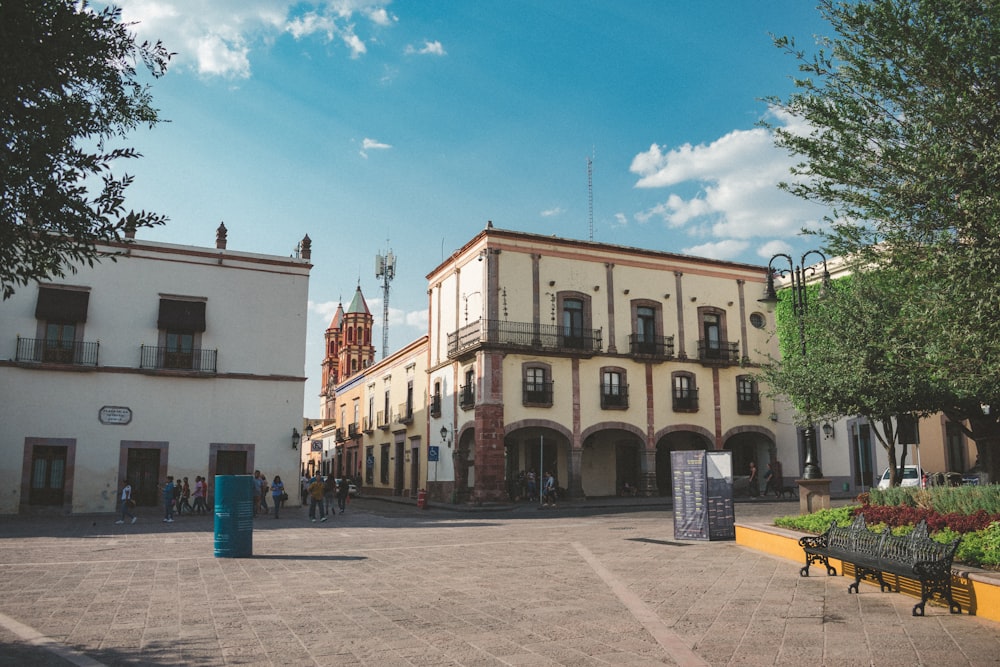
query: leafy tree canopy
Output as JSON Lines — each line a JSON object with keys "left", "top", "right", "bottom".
{"left": 767, "top": 0, "right": 1000, "bottom": 482}
{"left": 0, "top": 0, "right": 171, "bottom": 299}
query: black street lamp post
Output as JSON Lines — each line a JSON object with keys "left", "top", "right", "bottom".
{"left": 759, "top": 251, "right": 831, "bottom": 480}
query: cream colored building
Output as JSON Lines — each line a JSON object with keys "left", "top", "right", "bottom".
{"left": 426, "top": 226, "right": 783, "bottom": 502}
{"left": 0, "top": 227, "right": 312, "bottom": 514}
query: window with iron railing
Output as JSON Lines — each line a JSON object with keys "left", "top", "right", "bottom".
{"left": 139, "top": 344, "right": 217, "bottom": 372}
{"left": 736, "top": 375, "right": 761, "bottom": 414}
{"left": 459, "top": 384, "right": 475, "bottom": 410}
{"left": 16, "top": 336, "right": 100, "bottom": 366}
{"left": 429, "top": 393, "right": 441, "bottom": 418}
{"left": 522, "top": 380, "right": 553, "bottom": 406}
{"left": 672, "top": 373, "right": 698, "bottom": 411}
{"left": 600, "top": 382, "right": 628, "bottom": 409}
{"left": 397, "top": 402, "right": 413, "bottom": 424}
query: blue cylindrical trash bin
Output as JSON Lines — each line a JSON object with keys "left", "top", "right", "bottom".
{"left": 214, "top": 475, "right": 254, "bottom": 558}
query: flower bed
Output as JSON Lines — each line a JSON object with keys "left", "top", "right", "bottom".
{"left": 774, "top": 492, "right": 1000, "bottom": 569}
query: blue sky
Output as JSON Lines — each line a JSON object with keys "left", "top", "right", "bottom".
{"left": 111, "top": 0, "right": 834, "bottom": 410}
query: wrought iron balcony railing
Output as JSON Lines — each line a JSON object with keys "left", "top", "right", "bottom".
{"left": 139, "top": 345, "right": 217, "bottom": 372}
{"left": 672, "top": 389, "right": 699, "bottom": 411}
{"left": 459, "top": 384, "right": 475, "bottom": 410}
{"left": 335, "top": 428, "right": 346, "bottom": 443}
{"left": 600, "top": 384, "right": 629, "bottom": 409}
{"left": 628, "top": 334, "right": 674, "bottom": 360}
{"left": 696, "top": 340, "right": 740, "bottom": 364}
{"left": 429, "top": 394, "right": 441, "bottom": 418}
{"left": 15, "top": 336, "right": 99, "bottom": 366}
{"left": 737, "top": 393, "right": 761, "bottom": 414}
{"left": 522, "top": 381, "right": 553, "bottom": 406}
{"left": 447, "top": 319, "right": 602, "bottom": 358}
{"left": 348, "top": 423, "right": 360, "bottom": 439}
{"left": 396, "top": 402, "right": 413, "bottom": 424}
{"left": 363, "top": 417, "right": 374, "bottom": 434}
{"left": 377, "top": 410, "right": 390, "bottom": 429}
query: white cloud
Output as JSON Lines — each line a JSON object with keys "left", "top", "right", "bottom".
{"left": 116, "top": 0, "right": 394, "bottom": 78}
{"left": 612, "top": 212, "right": 628, "bottom": 229}
{"left": 629, "top": 110, "right": 830, "bottom": 255}
{"left": 540, "top": 206, "right": 564, "bottom": 217}
{"left": 359, "top": 137, "right": 392, "bottom": 158}
{"left": 405, "top": 40, "right": 446, "bottom": 56}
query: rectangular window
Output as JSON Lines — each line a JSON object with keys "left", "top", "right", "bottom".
{"left": 736, "top": 376, "right": 760, "bottom": 414}
{"left": 601, "top": 370, "right": 627, "bottom": 408}
{"left": 523, "top": 367, "right": 552, "bottom": 405}
{"left": 29, "top": 445, "right": 67, "bottom": 506}
{"left": 562, "top": 298, "right": 584, "bottom": 349}
{"left": 672, "top": 374, "right": 698, "bottom": 411}
{"left": 380, "top": 444, "right": 390, "bottom": 484}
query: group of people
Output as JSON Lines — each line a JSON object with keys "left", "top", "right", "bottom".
{"left": 747, "top": 460, "right": 784, "bottom": 498}
{"left": 514, "top": 470, "right": 558, "bottom": 506}
{"left": 304, "top": 475, "right": 352, "bottom": 522}
{"left": 252, "top": 470, "right": 288, "bottom": 519}
{"left": 159, "top": 475, "right": 211, "bottom": 522}
{"left": 115, "top": 475, "right": 211, "bottom": 524}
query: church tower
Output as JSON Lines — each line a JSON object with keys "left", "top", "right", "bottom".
{"left": 320, "top": 301, "right": 345, "bottom": 420}
{"left": 319, "top": 286, "right": 375, "bottom": 420}
{"left": 339, "top": 285, "right": 375, "bottom": 380}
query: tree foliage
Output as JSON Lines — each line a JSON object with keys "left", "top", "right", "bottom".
{"left": 767, "top": 0, "right": 1000, "bottom": 483}
{"left": 0, "top": 0, "right": 171, "bottom": 299}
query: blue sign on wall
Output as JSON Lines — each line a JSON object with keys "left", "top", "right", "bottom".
{"left": 428, "top": 445, "right": 440, "bottom": 462}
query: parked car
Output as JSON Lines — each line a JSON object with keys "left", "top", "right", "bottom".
{"left": 335, "top": 478, "right": 360, "bottom": 497}
{"left": 876, "top": 465, "right": 923, "bottom": 489}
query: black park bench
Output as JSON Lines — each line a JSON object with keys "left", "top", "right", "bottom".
{"left": 798, "top": 514, "right": 962, "bottom": 616}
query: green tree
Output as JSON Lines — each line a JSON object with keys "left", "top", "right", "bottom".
{"left": 760, "top": 269, "right": 946, "bottom": 486}
{"left": 0, "top": 0, "right": 171, "bottom": 299}
{"left": 768, "top": 0, "right": 1000, "bottom": 483}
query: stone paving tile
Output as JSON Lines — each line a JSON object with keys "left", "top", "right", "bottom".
{"left": 0, "top": 502, "right": 999, "bottom": 666}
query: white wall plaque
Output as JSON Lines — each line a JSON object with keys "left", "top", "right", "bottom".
{"left": 99, "top": 406, "right": 132, "bottom": 425}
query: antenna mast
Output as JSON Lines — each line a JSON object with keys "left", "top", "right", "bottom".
{"left": 375, "top": 244, "right": 396, "bottom": 359}
{"left": 587, "top": 152, "right": 594, "bottom": 241}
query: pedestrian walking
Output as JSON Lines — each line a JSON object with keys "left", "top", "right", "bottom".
{"left": 259, "top": 474, "right": 269, "bottom": 514}
{"left": 271, "top": 475, "right": 285, "bottom": 519}
{"left": 116, "top": 480, "right": 137, "bottom": 524}
{"left": 749, "top": 461, "right": 760, "bottom": 498}
{"left": 162, "top": 476, "right": 175, "bottom": 522}
{"left": 542, "top": 472, "right": 556, "bottom": 507}
{"left": 252, "top": 470, "right": 263, "bottom": 516}
{"left": 192, "top": 476, "right": 207, "bottom": 514}
{"left": 179, "top": 477, "right": 193, "bottom": 514}
{"left": 308, "top": 476, "right": 327, "bottom": 522}
{"left": 323, "top": 475, "right": 337, "bottom": 515}
{"left": 336, "top": 477, "right": 350, "bottom": 514}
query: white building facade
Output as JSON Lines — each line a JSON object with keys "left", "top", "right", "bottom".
{"left": 0, "top": 229, "right": 312, "bottom": 514}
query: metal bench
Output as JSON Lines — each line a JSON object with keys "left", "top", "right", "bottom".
{"left": 798, "top": 514, "right": 962, "bottom": 616}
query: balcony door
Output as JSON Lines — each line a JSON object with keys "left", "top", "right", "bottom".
{"left": 29, "top": 445, "right": 67, "bottom": 506}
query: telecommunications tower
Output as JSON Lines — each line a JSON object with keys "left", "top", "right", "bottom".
{"left": 375, "top": 245, "right": 396, "bottom": 359}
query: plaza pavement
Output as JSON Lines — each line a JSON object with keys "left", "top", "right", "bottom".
{"left": 0, "top": 495, "right": 998, "bottom": 666}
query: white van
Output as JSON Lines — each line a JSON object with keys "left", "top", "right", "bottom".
{"left": 876, "top": 465, "right": 923, "bottom": 489}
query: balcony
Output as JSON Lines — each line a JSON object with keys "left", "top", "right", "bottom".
{"left": 737, "top": 392, "right": 761, "bottom": 415}
{"left": 139, "top": 345, "right": 217, "bottom": 372}
{"left": 600, "top": 384, "right": 629, "bottom": 409}
{"left": 396, "top": 402, "right": 413, "bottom": 425}
{"left": 522, "top": 381, "right": 553, "bottom": 406}
{"left": 673, "top": 389, "right": 699, "bottom": 412}
{"left": 429, "top": 394, "right": 441, "bottom": 418}
{"left": 628, "top": 334, "right": 674, "bottom": 360}
{"left": 348, "top": 423, "right": 360, "bottom": 439}
{"left": 335, "top": 428, "right": 346, "bottom": 443}
{"left": 696, "top": 340, "right": 740, "bottom": 365}
{"left": 459, "top": 384, "right": 475, "bottom": 410}
{"left": 447, "top": 319, "right": 602, "bottom": 358}
{"left": 362, "top": 417, "right": 374, "bottom": 434}
{"left": 15, "top": 337, "right": 99, "bottom": 366}
{"left": 377, "top": 410, "right": 390, "bottom": 430}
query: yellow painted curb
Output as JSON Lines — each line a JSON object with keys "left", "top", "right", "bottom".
{"left": 736, "top": 523, "right": 1000, "bottom": 623}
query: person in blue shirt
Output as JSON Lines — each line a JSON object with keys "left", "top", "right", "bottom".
{"left": 162, "top": 476, "right": 175, "bottom": 522}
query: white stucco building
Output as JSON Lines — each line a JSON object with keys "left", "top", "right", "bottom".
{"left": 0, "top": 226, "right": 312, "bottom": 514}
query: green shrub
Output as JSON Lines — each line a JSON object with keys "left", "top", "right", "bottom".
{"left": 867, "top": 485, "right": 1000, "bottom": 514}
{"left": 774, "top": 505, "right": 857, "bottom": 533}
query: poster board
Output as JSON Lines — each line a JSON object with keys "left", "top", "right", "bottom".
{"left": 671, "top": 450, "right": 735, "bottom": 541}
